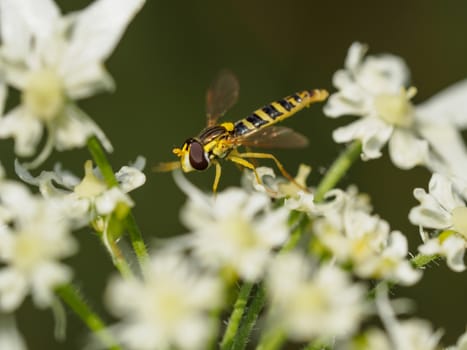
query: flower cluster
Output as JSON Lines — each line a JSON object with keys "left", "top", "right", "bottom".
{"left": 0, "top": 175, "right": 77, "bottom": 311}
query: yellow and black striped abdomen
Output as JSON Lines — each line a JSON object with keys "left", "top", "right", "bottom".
{"left": 233, "top": 89, "right": 328, "bottom": 137}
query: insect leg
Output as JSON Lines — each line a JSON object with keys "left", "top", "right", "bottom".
{"left": 226, "top": 155, "right": 262, "bottom": 185}
{"left": 237, "top": 152, "right": 308, "bottom": 192}
{"left": 213, "top": 161, "right": 222, "bottom": 194}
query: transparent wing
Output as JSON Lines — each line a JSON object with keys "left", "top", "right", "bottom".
{"left": 235, "top": 126, "right": 309, "bottom": 149}
{"left": 206, "top": 69, "right": 240, "bottom": 126}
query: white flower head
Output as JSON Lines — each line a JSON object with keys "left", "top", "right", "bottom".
{"left": 175, "top": 171, "right": 289, "bottom": 282}
{"left": 266, "top": 252, "right": 367, "bottom": 341}
{"left": 324, "top": 42, "right": 434, "bottom": 169}
{"left": 314, "top": 187, "right": 421, "bottom": 285}
{"left": 0, "top": 0, "right": 145, "bottom": 167}
{"left": 15, "top": 158, "right": 146, "bottom": 227}
{"left": 105, "top": 252, "right": 223, "bottom": 350}
{"left": 409, "top": 173, "right": 467, "bottom": 271}
{"left": 0, "top": 181, "right": 77, "bottom": 311}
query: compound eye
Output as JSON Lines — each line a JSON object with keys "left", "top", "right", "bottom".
{"left": 189, "top": 140, "right": 209, "bottom": 170}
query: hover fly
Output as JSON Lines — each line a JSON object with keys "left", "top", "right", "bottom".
{"left": 155, "top": 70, "right": 328, "bottom": 193}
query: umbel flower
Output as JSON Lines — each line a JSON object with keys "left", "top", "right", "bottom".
{"left": 312, "top": 187, "right": 421, "bottom": 285}
{"left": 0, "top": 0, "right": 145, "bottom": 167}
{"left": 0, "top": 180, "right": 77, "bottom": 311}
{"left": 324, "top": 42, "right": 467, "bottom": 173}
{"left": 266, "top": 252, "right": 367, "bottom": 342}
{"left": 105, "top": 252, "right": 223, "bottom": 350}
{"left": 175, "top": 171, "right": 289, "bottom": 282}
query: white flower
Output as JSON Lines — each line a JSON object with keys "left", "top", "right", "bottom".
{"left": 15, "top": 158, "right": 145, "bottom": 227}
{"left": 266, "top": 252, "right": 367, "bottom": 341}
{"left": 324, "top": 42, "right": 467, "bottom": 172}
{"left": 314, "top": 188, "right": 421, "bottom": 285}
{"left": 0, "top": 0, "right": 145, "bottom": 167}
{"left": 105, "top": 252, "right": 223, "bottom": 350}
{"left": 0, "top": 181, "right": 77, "bottom": 311}
{"left": 175, "top": 171, "right": 289, "bottom": 282}
{"left": 409, "top": 173, "right": 467, "bottom": 271}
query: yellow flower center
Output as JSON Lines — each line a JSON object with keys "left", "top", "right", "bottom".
{"left": 74, "top": 160, "right": 107, "bottom": 198}
{"left": 374, "top": 87, "right": 416, "bottom": 127}
{"left": 22, "top": 69, "right": 65, "bottom": 121}
{"left": 451, "top": 206, "right": 467, "bottom": 239}
{"left": 13, "top": 231, "right": 45, "bottom": 271}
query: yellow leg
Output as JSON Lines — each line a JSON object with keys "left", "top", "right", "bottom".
{"left": 227, "top": 155, "right": 262, "bottom": 186}
{"left": 237, "top": 152, "right": 308, "bottom": 192}
{"left": 213, "top": 161, "right": 222, "bottom": 194}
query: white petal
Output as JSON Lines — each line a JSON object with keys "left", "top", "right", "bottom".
{"left": 409, "top": 207, "right": 451, "bottom": 231}
{"left": 393, "top": 261, "right": 422, "bottom": 285}
{"left": 388, "top": 129, "right": 429, "bottom": 169}
{"left": 356, "top": 54, "right": 409, "bottom": 94}
{"left": 418, "top": 123, "right": 467, "bottom": 183}
{"left": 333, "top": 117, "right": 393, "bottom": 160}
{"left": 0, "top": 107, "right": 43, "bottom": 156}
{"left": 30, "top": 262, "right": 72, "bottom": 308}
{"left": 443, "top": 235, "right": 466, "bottom": 272}
{"left": 344, "top": 42, "right": 367, "bottom": 72}
{"left": 386, "top": 231, "right": 408, "bottom": 257}
{"left": 0, "top": 0, "right": 32, "bottom": 63}
{"left": 418, "top": 239, "right": 442, "bottom": 256}
{"left": 115, "top": 165, "right": 146, "bottom": 193}
{"left": 63, "top": 63, "right": 115, "bottom": 99}
{"left": 416, "top": 79, "right": 467, "bottom": 128}
{"left": 61, "top": 0, "right": 145, "bottom": 74}
{"left": 428, "top": 173, "right": 464, "bottom": 212}
{"left": 0, "top": 269, "right": 28, "bottom": 312}
{"left": 95, "top": 188, "right": 133, "bottom": 215}
{"left": 55, "top": 105, "right": 113, "bottom": 152}
{"left": 323, "top": 92, "right": 366, "bottom": 118}
{"left": 10, "top": 0, "right": 60, "bottom": 40}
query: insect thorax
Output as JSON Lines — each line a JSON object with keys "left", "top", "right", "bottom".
{"left": 198, "top": 123, "right": 236, "bottom": 159}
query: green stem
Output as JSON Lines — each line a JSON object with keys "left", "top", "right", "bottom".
{"left": 281, "top": 212, "right": 309, "bottom": 252}
{"left": 125, "top": 212, "right": 150, "bottom": 269}
{"left": 255, "top": 327, "right": 286, "bottom": 350}
{"left": 231, "top": 284, "right": 266, "bottom": 350}
{"left": 100, "top": 229, "right": 134, "bottom": 279}
{"left": 87, "top": 137, "right": 119, "bottom": 187}
{"left": 55, "top": 284, "right": 121, "bottom": 350}
{"left": 87, "top": 136, "right": 149, "bottom": 271}
{"left": 314, "top": 140, "right": 362, "bottom": 203}
{"left": 220, "top": 282, "right": 254, "bottom": 350}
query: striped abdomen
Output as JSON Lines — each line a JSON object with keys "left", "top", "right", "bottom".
{"left": 233, "top": 89, "right": 328, "bottom": 137}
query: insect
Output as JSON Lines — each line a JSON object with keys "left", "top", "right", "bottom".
{"left": 155, "top": 70, "right": 328, "bottom": 193}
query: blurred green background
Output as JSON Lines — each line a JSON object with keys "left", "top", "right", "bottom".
{"left": 1, "top": 0, "right": 466, "bottom": 348}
